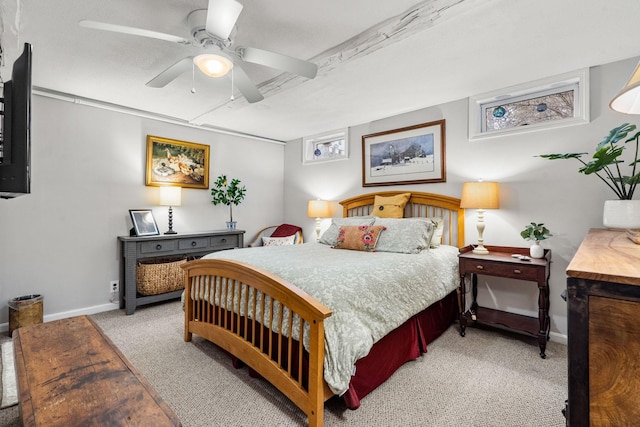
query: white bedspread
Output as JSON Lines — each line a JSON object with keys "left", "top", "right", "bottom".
{"left": 203, "top": 242, "right": 459, "bottom": 395}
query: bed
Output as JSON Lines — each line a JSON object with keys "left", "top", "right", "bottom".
{"left": 182, "top": 191, "right": 464, "bottom": 426}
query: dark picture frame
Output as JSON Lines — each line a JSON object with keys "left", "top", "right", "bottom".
{"left": 362, "top": 119, "right": 446, "bottom": 187}
{"left": 145, "top": 135, "right": 210, "bottom": 189}
{"left": 129, "top": 209, "right": 160, "bottom": 236}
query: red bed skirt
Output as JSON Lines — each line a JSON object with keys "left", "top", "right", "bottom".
{"left": 227, "top": 290, "right": 458, "bottom": 410}
{"left": 342, "top": 290, "right": 458, "bottom": 409}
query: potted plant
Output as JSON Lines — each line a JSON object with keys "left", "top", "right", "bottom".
{"left": 520, "top": 222, "right": 552, "bottom": 258}
{"left": 211, "top": 174, "right": 246, "bottom": 229}
{"left": 539, "top": 123, "right": 640, "bottom": 228}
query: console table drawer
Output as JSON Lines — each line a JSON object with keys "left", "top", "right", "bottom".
{"left": 139, "top": 240, "right": 179, "bottom": 254}
{"left": 178, "top": 237, "right": 209, "bottom": 250}
{"left": 211, "top": 235, "right": 239, "bottom": 248}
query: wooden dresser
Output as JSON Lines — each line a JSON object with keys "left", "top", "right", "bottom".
{"left": 566, "top": 228, "right": 640, "bottom": 426}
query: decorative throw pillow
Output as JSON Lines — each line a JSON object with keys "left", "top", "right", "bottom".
{"left": 319, "top": 216, "right": 376, "bottom": 245}
{"left": 371, "top": 193, "right": 411, "bottom": 218}
{"left": 426, "top": 217, "right": 445, "bottom": 247}
{"left": 262, "top": 235, "right": 296, "bottom": 246}
{"left": 333, "top": 225, "right": 386, "bottom": 252}
{"left": 372, "top": 218, "right": 435, "bottom": 254}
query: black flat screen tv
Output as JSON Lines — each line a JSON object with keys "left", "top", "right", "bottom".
{"left": 0, "top": 42, "right": 32, "bottom": 199}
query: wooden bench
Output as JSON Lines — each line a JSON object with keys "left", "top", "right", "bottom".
{"left": 12, "top": 315, "right": 181, "bottom": 426}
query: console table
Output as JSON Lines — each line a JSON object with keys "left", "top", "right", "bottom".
{"left": 458, "top": 245, "right": 551, "bottom": 358}
{"left": 566, "top": 228, "right": 640, "bottom": 425}
{"left": 118, "top": 230, "right": 244, "bottom": 315}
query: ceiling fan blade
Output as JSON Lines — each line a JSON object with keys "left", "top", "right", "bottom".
{"left": 231, "top": 64, "right": 264, "bottom": 103}
{"left": 237, "top": 46, "right": 317, "bottom": 79}
{"left": 206, "top": 0, "right": 243, "bottom": 40}
{"left": 146, "top": 57, "right": 194, "bottom": 88}
{"left": 79, "top": 20, "right": 191, "bottom": 45}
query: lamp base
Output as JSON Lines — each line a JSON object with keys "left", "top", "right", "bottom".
{"left": 472, "top": 245, "right": 489, "bottom": 255}
{"left": 164, "top": 230, "right": 177, "bottom": 235}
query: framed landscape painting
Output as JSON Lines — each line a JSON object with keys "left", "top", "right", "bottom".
{"left": 362, "top": 120, "right": 446, "bottom": 187}
{"left": 145, "top": 135, "right": 210, "bottom": 189}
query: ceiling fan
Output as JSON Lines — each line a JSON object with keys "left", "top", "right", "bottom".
{"left": 79, "top": 0, "right": 318, "bottom": 103}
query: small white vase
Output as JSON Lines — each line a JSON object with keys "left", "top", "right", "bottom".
{"left": 603, "top": 200, "right": 640, "bottom": 229}
{"left": 530, "top": 241, "right": 544, "bottom": 259}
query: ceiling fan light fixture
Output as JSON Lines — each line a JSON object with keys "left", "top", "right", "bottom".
{"left": 193, "top": 53, "right": 233, "bottom": 77}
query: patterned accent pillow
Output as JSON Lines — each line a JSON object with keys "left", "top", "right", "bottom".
{"left": 333, "top": 225, "right": 386, "bottom": 252}
{"left": 319, "top": 216, "right": 376, "bottom": 245}
{"left": 262, "top": 235, "right": 296, "bottom": 246}
{"left": 372, "top": 193, "right": 411, "bottom": 218}
{"left": 426, "top": 217, "right": 445, "bottom": 247}
{"left": 372, "top": 217, "right": 435, "bottom": 254}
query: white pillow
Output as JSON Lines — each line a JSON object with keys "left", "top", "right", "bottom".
{"left": 372, "top": 217, "right": 435, "bottom": 254}
{"left": 262, "top": 235, "right": 296, "bottom": 246}
{"left": 319, "top": 216, "right": 376, "bottom": 246}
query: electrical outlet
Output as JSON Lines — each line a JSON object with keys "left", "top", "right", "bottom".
{"left": 109, "top": 280, "right": 119, "bottom": 293}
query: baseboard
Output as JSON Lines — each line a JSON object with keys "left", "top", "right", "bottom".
{"left": 0, "top": 302, "right": 119, "bottom": 334}
{"left": 549, "top": 331, "right": 567, "bottom": 345}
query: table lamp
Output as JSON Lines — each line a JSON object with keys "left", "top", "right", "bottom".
{"left": 460, "top": 181, "right": 499, "bottom": 254}
{"left": 610, "top": 60, "right": 640, "bottom": 113}
{"left": 159, "top": 186, "right": 181, "bottom": 235}
{"left": 307, "top": 199, "right": 330, "bottom": 241}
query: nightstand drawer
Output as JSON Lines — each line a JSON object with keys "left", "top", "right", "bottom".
{"left": 459, "top": 258, "right": 540, "bottom": 281}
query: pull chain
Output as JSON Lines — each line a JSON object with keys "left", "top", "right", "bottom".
{"left": 191, "top": 61, "right": 196, "bottom": 94}
{"left": 230, "top": 65, "right": 235, "bottom": 101}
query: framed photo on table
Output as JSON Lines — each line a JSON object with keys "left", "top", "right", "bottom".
{"left": 129, "top": 209, "right": 160, "bottom": 236}
{"left": 146, "top": 135, "right": 210, "bottom": 189}
{"left": 362, "top": 119, "right": 446, "bottom": 187}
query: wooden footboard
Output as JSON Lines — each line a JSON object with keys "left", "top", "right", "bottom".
{"left": 182, "top": 259, "right": 333, "bottom": 427}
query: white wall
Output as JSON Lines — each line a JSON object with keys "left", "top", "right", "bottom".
{"left": 0, "top": 96, "right": 285, "bottom": 329}
{"left": 284, "top": 56, "right": 640, "bottom": 343}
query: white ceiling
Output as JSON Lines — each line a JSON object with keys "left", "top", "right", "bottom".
{"left": 1, "top": 0, "right": 640, "bottom": 142}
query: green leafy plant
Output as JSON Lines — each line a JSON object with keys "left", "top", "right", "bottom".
{"left": 210, "top": 175, "right": 246, "bottom": 222}
{"left": 538, "top": 123, "right": 640, "bottom": 199}
{"left": 520, "top": 222, "right": 552, "bottom": 241}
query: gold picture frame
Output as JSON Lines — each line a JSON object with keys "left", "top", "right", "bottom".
{"left": 145, "top": 135, "right": 210, "bottom": 189}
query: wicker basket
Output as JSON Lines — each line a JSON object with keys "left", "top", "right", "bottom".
{"left": 136, "top": 258, "right": 187, "bottom": 296}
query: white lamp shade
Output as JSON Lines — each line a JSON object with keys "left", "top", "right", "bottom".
{"left": 460, "top": 182, "right": 499, "bottom": 209}
{"left": 193, "top": 54, "right": 233, "bottom": 77}
{"left": 610, "top": 61, "right": 640, "bottom": 114}
{"left": 307, "top": 199, "right": 330, "bottom": 218}
{"left": 159, "top": 186, "right": 182, "bottom": 206}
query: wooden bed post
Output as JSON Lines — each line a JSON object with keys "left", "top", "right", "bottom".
{"left": 307, "top": 318, "right": 326, "bottom": 427}
{"left": 183, "top": 274, "right": 192, "bottom": 342}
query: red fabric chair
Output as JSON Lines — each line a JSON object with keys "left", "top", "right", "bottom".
{"left": 247, "top": 224, "right": 304, "bottom": 247}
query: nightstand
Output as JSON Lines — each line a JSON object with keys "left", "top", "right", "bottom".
{"left": 458, "top": 245, "right": 551, "bottom": 358}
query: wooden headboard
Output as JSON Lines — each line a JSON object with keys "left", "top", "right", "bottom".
{"left": 339, "top": 191, "right": 465, "bottom": 248}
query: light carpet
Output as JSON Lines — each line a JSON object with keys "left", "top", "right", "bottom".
{"left": 0, "top": 340, "right": 18, "bottom": 410}
{"left": 0, "top": 301, "right": 568, "bottom": 426}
